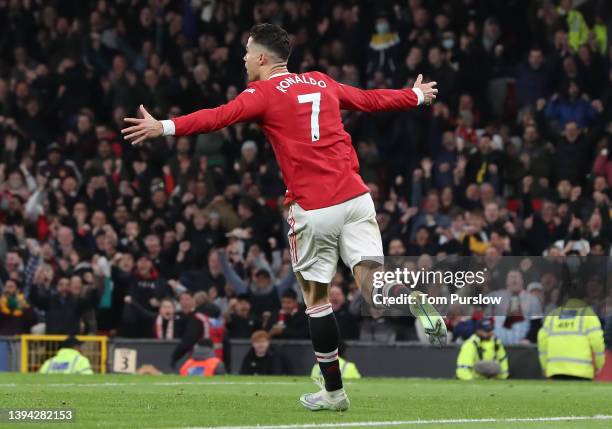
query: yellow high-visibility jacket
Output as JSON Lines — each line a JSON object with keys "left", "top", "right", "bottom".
{"left": 560, "top": 8, "right": 589, "bottom": 52}
{"left": 456, "top": 334, "right": 509, "bottom": 380}
{"left": 39, "top": 348, "right": 94, "bottom": 374}
{"left": 537, "top": 299, "right": 605, "bottom": 379}
{"left": 593, "top": 24, "right": 608, "bottom": 55}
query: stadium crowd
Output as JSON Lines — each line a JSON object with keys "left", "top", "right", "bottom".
{"left": 0, "top": 0, "right": 611, "bottom": 360}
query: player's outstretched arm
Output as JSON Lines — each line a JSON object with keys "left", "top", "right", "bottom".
{"left": 123, "top": 87, "right": 266, "bottom": 145}
{"left": 336, "top": 73, "right": 437, "bottom": 113}
{"left": 122, "top": 105, "right": 164, "bottom": 146}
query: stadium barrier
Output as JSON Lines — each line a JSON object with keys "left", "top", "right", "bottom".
{"left": 0, "top": 336, "right": 543, "bottom": 378}
{"left": 20, "top": 335, "right": 108, "bottom": 373}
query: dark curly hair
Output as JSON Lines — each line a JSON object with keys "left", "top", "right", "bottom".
{"left": 249, "top": 23, "right": 291, "bottom": 61}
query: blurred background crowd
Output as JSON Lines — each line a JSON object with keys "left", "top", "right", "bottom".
{"left": 0, "top": 0, "right": 611, "bottom": 354}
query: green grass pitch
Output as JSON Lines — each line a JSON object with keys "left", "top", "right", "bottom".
{"left": 0, "top": 374, "right": 611, "bottom": 429}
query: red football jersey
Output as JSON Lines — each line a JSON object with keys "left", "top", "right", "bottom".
{"left": 171, "top": 71, "right": 420, "bottom": 210}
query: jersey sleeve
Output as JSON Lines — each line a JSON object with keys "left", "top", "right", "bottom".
{"left": 334, "top": 80, "right": 421, "bottom": 112}
{"left": 171, "top": 84, "right": 266, "bottom": 136}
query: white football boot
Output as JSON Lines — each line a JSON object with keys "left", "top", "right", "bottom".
{"left": 409, "top": 290, "right": 448, "bottom": 346}
{"left": 299, "top": 377, "right": 350, "bottom": 411}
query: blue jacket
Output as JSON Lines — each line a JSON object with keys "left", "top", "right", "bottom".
{"left": 545, "top": 98, "right": 597, "bottom": 128}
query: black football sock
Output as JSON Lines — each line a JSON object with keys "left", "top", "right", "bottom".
{"left": 306, "top": 302, "right": 343, "bottom": 392}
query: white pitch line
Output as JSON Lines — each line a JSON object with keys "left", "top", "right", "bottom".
{"left": 0, "top": 381, "right": 299, "bottom": 388}
{"left": 168, "top": 415, "right": 612, "bottom": 429}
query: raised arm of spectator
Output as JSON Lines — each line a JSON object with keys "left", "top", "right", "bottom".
{"left": 20, "top": 163, "right": 36, "bottom": 192}
{"left": 24, "top": 188, "right": 46, "bottom": 222}
{"left": 23, "top": 247, "right": 41, "bottom": 298}
{"left": 219, "top": 252, "right": 248, "bottom": 295}
{"left": 124, "top": 296, "right": 157, "bottom": 322}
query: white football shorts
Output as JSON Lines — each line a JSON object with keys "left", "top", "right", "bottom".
{"left": 286, "top": 192, "right": 383, "bottom": 284}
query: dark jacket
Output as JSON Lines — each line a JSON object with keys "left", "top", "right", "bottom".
{"left": 30, "top": 286, "right": 97, "bottom": 335}
{"left": 171, "top": 302, "right": 221, "bottom": 367}
{"left": 226, "top": 313, "right": 261, "bottom": 339}
{"left": 239, "top": 346, "right": 292, "bottom": 375}
{"left": 266, "top": 306, "right": 309, "bottom": 339}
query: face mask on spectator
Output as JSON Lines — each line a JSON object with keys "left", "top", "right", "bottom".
{"left": 376, "top": 22, "right": 389, "bottom": 34}
{"left": 442, "top": 38, "right": 455, "bottom": 50}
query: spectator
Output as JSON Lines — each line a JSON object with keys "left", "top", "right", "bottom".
{"left": 239, "top": 330, "right": 291, "bottom": 375}
{"left": 171, "top": 296, "right": 223, "bottom": 369}
{"left": 265, "top": 289, "right": 308, "bottom": 339}
{"left": 30, "top": 275, "right": 97, "bottom": 335}
{"left": 219, "top": 250, "right": 295, "bottom": 318}
{"left": 538, "top": 282, "right": 605, "bottom": 380}
{"left": 365, "top": 13, "right": 401, "bottom": 85}
{"left": 0, "top": 279, "right": 34, "bottom": 335}
{"left": 486, "top": 270, "right": 543, "bottom": 345}
{"left": 123, "top": 296, "right": 183, "bottom": 339}
{"left": 544, "top": 81, "right": 602, "bottom": 130}
{"left": 456, "top": 317, "right": 509, "bottom": 380}
{"left": 225, "top": 295, "right": 261, "bottom": 339}
{"left": 39, "top": 336, "right": 93, "bottom": 375}
{"left": 121, "top": 254, "right": 170, "bottom": 337}
{"left": 514, "top": 48, "right": 549, "bottom": 109}
{"left": 0, "top": 0, "right": 608, "bottom": 351}
{"left": 179, "top": 339, "right": 226, "bottom": 376}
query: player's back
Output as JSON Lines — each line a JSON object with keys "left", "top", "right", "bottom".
{"left": 252, "top": 71, "right": 368, "bottom": 210}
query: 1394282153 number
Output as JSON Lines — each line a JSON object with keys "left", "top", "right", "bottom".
{"left": 3, "top": 409, "right": 75, "bottom": 422}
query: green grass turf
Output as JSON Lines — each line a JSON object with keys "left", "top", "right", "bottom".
{"left": 0, "top": 374, "right": 611, "bottom": 429}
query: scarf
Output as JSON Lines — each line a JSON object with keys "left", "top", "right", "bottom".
{"left": 0, "top": 293, "right": 28, "bottom": 317}
{"left": 155, "top": 315, "right": 174, "bottom": 339}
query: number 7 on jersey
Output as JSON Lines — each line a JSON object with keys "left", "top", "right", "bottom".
{"left": 298, "top": 92, "right": 321, "bottom": 142}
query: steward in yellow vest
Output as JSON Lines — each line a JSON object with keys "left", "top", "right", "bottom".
{"left": 538, "top": 297, "right": 604, "bottom": 380}
{"left": 456, "top": 317, "right": 509, "bottom": 380}
{"left": 39, "top": 336, "right": 94, "bottom": 374}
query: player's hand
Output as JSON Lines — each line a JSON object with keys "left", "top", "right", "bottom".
{"left": 122, "top": 105, "right": 163, "bottom": 145}
{"left": 413, "top": 74, "right": 437, "bottom": 106}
